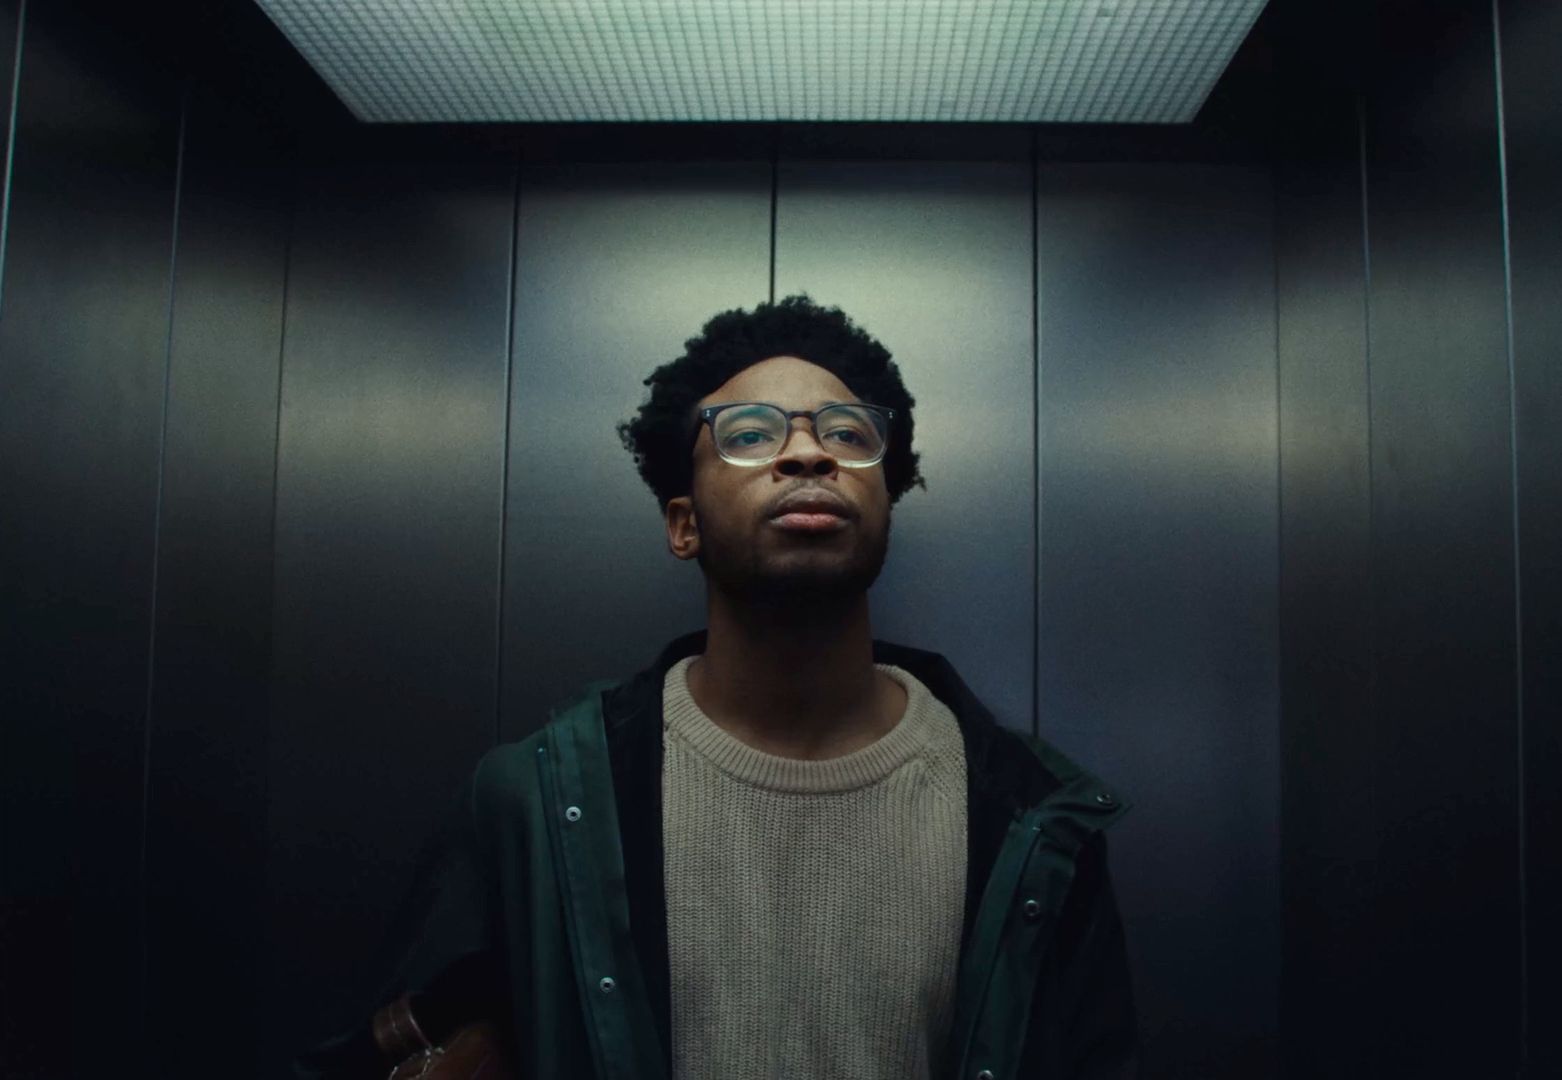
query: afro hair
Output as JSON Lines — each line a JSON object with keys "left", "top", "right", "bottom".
{"left": 615, "top": 294, "right": 927, "bottom": 515}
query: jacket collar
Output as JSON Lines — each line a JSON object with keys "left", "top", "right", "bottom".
{"left": 601, "top": 628, "right": 1067, "bottom": 807}
{"left": 595, "top": 628, "right": 1072, "bottom": 1076}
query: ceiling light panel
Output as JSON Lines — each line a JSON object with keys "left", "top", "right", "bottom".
{"left": 253, "top": 0, "right": 1268, "bottom": 124}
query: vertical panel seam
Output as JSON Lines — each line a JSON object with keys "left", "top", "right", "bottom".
{"left": 1356, "top": 89, "right": 1380, "bottom": 1078}
{"left": 1489, "top": 1, "right": 1527, "bottom": 1071}
{"left": 768, "top": 131, "right": 777, "bottom": 304}
{"left": 1270, "top": 114, "right": 1284, "bottom": 1053}
{"left": 1030, "top": 125, "right": 1040, "bottom": 744}
{"left": 494, "top": 145, "right": 521, "bottom": 747}
{"left": 0, "top": 0, "right": 26, "bottom": 316}
{"left": 264, "top": 116, "right": 299, "bottom": 1039}
{"left": 138, "top": 76, "right": 188, "bottom": 1063}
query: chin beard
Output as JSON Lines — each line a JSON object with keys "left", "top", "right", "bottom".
{"left": 695, "top": 517, "right": 890, "bottom": 612}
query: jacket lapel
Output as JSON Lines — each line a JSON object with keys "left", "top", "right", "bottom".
{"left": 537, "top": 685, "right": 669, "bottom": 1080}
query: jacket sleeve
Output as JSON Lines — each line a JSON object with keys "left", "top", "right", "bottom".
{"left": 291, "top": 766, "right": 509, "bottom": 1079}
{"left": 1053, "top": 830, "right": 1140, "bottom": 1080}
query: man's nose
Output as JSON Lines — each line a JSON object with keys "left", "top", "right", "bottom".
{"left": 774, "top": 418, "right": 837, "bottom": 468}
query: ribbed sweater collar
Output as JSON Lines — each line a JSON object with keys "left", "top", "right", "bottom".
{"left": 662, "top": 654, "right": 942, "bottom": 794}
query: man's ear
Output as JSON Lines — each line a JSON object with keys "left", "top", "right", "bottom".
{"left": 665, "top": 495, "right": 700, "bottom": 561}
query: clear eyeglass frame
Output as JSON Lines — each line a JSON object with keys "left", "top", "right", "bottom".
{"left": 693, "top": 401, "right": 896, "bottom": 468}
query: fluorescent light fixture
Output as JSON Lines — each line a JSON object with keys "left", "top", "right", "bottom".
{"left": 253, "top": 0, "right": 1268, "bottom": 123}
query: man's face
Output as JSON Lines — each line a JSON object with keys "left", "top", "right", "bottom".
{"left": 665, "top": 355, "right": 892, "bottom": 609}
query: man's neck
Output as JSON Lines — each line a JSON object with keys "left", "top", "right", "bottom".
{"left": 685, "top": 591, "right": 904, "bottom": 761}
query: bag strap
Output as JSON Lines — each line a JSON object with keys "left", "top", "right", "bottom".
{"left": 372, "top": 993, "right": 434, "bottom": 1065}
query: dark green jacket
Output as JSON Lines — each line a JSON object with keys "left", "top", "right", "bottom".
{"left": 295, "top": 629, "right": 1138, "bottom": 1079}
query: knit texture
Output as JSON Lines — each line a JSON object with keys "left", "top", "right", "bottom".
{"left": 661, "top": 654, "right": 969, "bottom": 1080}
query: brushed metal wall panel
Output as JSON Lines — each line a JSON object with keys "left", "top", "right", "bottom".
{"left": 143, "top": 93, "right": 289, "bottom": 1077}
{"left": 1037, "top": 163, "right": 1279, "bottom": 1079}
{"left": 1274, "top": 86, "right": 1377, "bottom": 1078}
{"left": 772, "top": 158, "right": 1035, "bottom": 735}
{"left": 1362, "top": 2, "right": 1521, "bottom": 1070}
{"left": 0, "top": 1, "right": 180, "bottom": 1071}
{"left": 502, "top": 162, "right": 771, "bottom": 744}
{"left": 265, "top": 130, "right": 515, "bottom": 1074}
{"left": 1498, "top": 0, "right": 1562, "bottom": 1069}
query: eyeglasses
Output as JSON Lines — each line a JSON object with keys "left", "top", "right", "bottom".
{"left": 693, "top": 401, "right": 895, "bottom": 468}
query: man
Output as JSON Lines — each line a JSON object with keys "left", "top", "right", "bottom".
{"left": 295, "top": 294, "right": 1138, "bottom": 1079}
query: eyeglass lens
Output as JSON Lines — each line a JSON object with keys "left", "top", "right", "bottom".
{"left": 713, "top": 403, "right": 886, "bottom": 463}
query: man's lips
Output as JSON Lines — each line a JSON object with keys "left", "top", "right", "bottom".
{"left": 769, "top": 490, "right": 850, "bottom": 519}
{"left": 768, "top": 489, "right": 852, "bottom": 532}
{"left": 771, "top": 511, "right": 850, "bottom": 532}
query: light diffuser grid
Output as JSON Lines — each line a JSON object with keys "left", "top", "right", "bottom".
{"left": 253, "top": 0, "right": 1268, "bottom": 124}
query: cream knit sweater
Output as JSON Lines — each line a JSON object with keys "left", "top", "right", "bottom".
{"left": 661, "top": 654, "right": 969, "bottom": 1080}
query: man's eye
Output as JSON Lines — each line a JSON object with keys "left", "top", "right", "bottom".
{"left": 824, "top": 428, "right": 874, "bottom": 447}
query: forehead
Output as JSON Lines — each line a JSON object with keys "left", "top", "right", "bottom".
{"left": 700, "top": 355, "right": 858, "bottom": 409}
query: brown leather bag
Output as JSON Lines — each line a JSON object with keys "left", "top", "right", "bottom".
{"left": 371, "top": 992, "right": 516, "bottom": 1079}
